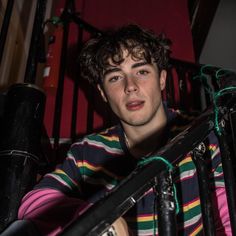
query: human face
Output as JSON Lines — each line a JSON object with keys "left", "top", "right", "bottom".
{"left": 98, "top": 53, "right": 167, "bottom": 129}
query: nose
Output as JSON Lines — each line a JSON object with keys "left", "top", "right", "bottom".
{"left": 124, "top": 76, "right": 138, "bottom": 94}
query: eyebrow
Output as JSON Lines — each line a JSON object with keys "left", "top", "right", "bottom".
{"left": 103, "top": 67, "right": 121, "bottom": 76}
{"left": 132, "top": 61, "right": 149, "bottom": 68}
{"left": 104, "top": 61, "right": 150, "bottom": 76}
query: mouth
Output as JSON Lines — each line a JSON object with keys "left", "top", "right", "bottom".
{"left": 126, "top": 100, "right": 145, "bottom": 111}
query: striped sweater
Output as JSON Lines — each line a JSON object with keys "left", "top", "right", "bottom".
{"left": 18, "top": 123, "right": 230, "bottom": 235}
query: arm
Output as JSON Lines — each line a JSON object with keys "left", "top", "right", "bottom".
{"left": 213, "top": 187, "right": 232, "bottom": 236}
{"left": 18, "top": 188, "right": 91, "bottom": 236}
{"left": 18, "top": 142, "right": 90, "bottom": 235}
{"left": 19, "top": 188, "right": 131, "bottom": 236}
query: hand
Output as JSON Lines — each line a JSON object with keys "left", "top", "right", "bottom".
{"left": 102, "top": 217, "right": 130, "bottom": 236}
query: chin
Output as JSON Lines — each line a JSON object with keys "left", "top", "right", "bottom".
{"left": 123, "top": 117, "right": 150, "bottom": 127}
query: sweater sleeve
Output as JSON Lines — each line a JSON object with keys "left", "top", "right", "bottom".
{"left": 18, "top": 188, "right": 91, "bottom": 236}
{"left": 213, "top": 187, "right": 232, "bottom": 235}
{"left": 207, "top": 132, "right": 232, "bottom": 235}
{"left": 18, "top": 141, "right": 90, "bottom": 235}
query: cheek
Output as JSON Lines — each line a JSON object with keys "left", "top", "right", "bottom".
{"left": 143, "top": 82, "right": 163, "bottom": 107}
{"left": 105, "top": 90, "right": 122, "bottom": 109}
{"left": 101, "top": 84, "right": 119, "bottom": 104}
{"left": 145, "top": 80, "right": 162, "bottom": 96}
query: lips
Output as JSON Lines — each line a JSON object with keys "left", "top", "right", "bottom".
{"left": 126, "top": 100, "right": 145, "bottom": 111}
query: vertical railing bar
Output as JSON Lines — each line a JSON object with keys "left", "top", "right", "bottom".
{"left": 189, "top": 70, "right": 203, "bottom": 111}
{"left": 24, "top": 0, "right": 47, "bottom": 84}
{"left": 86, "top": 84, "right": 94, "bottom": 134}
{"left": 70, "top": 27, "right": 83, "bottom": 142}
{"left": 229, "top": 110, "right": 236, "bottom": 170}
{"left": 67, "top": 13, "right": 102, "bottom": 137}
{"left": 192, "top": 143, "right": 216, "bottom": 236}
{"left": 155, "top": 171, "right": 177, "bottom": 236}
{"left": 52, "top": 0, "right": 73, "bottom": 150}
{"left": 0, "top": 0, "right": 15, "bottom": 65}
{"left": 217, "top": 129, "right": 236, "bottom": 235}
{"left": 175, "top": 67, "right": 187, "bottom": 110}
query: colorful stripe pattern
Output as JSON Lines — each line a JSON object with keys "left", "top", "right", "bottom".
{"left": 35, "top": 125, "right": 224, "bottom": 235}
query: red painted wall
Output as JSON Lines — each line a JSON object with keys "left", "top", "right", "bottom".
{"left": 44, "top": 0, "right": 195, "bottom": 139}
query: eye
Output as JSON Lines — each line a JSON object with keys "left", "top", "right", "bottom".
{"left": 137, "top": 70, "right": 149, "bottom": 76}
{"left": 108, "top": 75, "right": 123, "bottom": 83}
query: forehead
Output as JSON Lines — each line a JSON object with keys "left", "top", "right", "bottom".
{"left": 105, "top": 56, "right": 144, "bottom": 75}
{"left": 106, "top": 48, "right": 148, "bottom": 67}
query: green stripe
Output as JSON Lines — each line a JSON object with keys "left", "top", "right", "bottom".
{"left": 87, "top": 134, "right": 121, "bottom": 149}
{"left": 80, "top": 166, "right": 118, "bottom": 186}
{"left": 53, "top": 172, "right": 80, "bottom": 192}
{"left": 177, "top": 159, "right": 195, "bottom": 172}
{"left": 215, "top": 164, "right": 223, "bottom": 173}
{"left": 179, "top": 204, "right": 201, "bottom": 222}
{"left": 128, "top": 219, "right": 154, "bottom": 230}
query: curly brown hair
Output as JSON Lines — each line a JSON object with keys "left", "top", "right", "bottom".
{"left": 79, "top": 24, "right": 172, "bottom": 85}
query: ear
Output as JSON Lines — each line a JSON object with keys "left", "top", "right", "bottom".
{"left": 97, "top": 84, "right": 108, "bottom": 103}
{"left": 159, "top": 70, "right": 167, "bottom": 91}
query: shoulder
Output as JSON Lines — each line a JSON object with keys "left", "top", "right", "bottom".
{"left": 167, "top": 109, "right": 197, "bottom": 134}
{"left": 87, "top": 125, "right": 121, "bottom": 143}
{"left": 69, "top": 125, "right": 124, "bottom": 157}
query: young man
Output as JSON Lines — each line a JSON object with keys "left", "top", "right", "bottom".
{"left": 18, "top": 25, "right": 231, "bottom": 235}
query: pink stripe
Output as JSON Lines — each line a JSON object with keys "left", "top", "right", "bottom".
{"left": 18, "top": 188, "right": 91, "bottom": 236}
{"left": 213, "top": 187, "right": 232, "bottom": 235}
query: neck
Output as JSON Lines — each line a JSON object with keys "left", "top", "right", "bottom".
{"left": 123, "top": 108, "right": 167, "bottom": 158}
